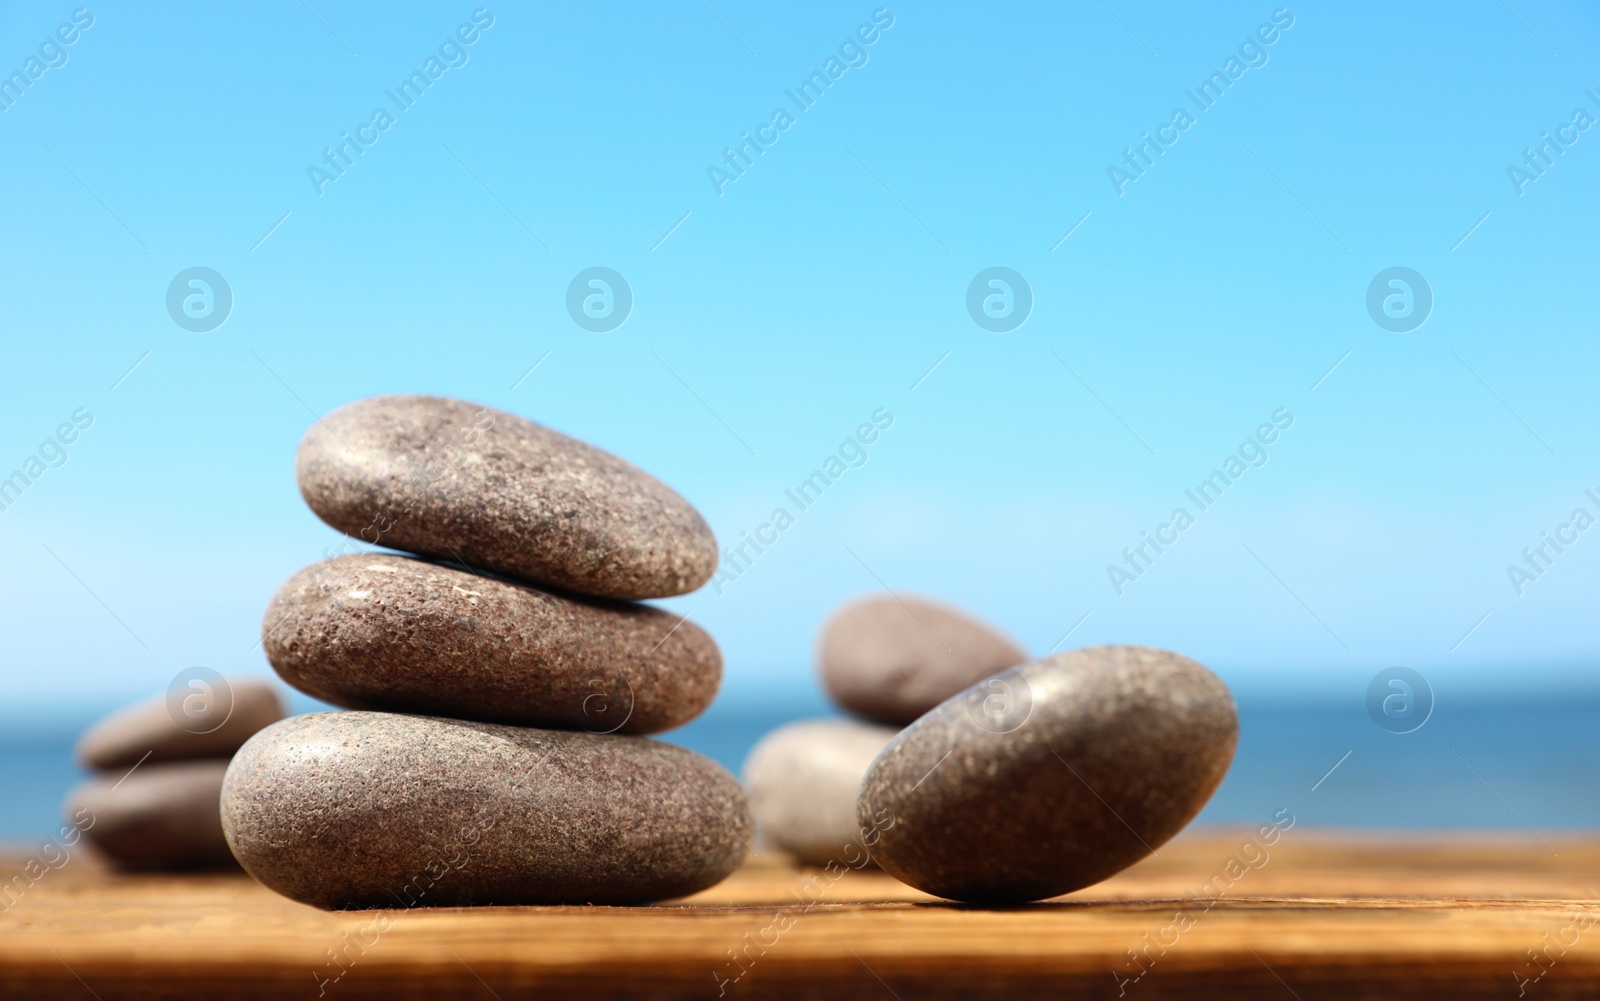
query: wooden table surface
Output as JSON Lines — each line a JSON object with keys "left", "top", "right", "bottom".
{"left": 3, "top": 829, "right": 1598, "bottom": 999}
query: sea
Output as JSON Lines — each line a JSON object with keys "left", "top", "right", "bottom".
{"left": 5, "top": 691, "right": 1596, "bottom": 846}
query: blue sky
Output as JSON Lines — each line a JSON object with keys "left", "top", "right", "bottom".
{"left": 2, "top": 0, "right": 1598, "bottom": 718}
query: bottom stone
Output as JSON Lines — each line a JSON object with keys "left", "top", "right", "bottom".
{"left": 743, "top": 718, "right": 898, "bottom": 866}
{"left": 68, "top": 760, "right": 237, "bottom": 870}
{"left": 221, "top": 712, "right": 752, "bottom": 908}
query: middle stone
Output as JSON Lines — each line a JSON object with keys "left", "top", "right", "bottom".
{"left": 263, "top": 554, "right": 720, "bottom": 735}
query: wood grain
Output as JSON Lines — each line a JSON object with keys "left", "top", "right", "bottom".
{"left": 3, "top": 829, "right": 1598, "bottom": 999}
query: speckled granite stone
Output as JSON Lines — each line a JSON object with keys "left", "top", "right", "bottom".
{"left": 67, "top": 761, "right": 237, "bottom": 869}
{"left": 75, "top": 679, "right": 284, "bottom": 771}
{"left": 262, "top": 555, "right": 720, "bottom": 735}
{"left": 221, "top": 712, "right": 753, "bottom": 908}
{"left": 743, "top": 718, "right": 898, "bottom": 866}
{"left": 858, "top": 645, "right": 1237, "bottom": 903}
{"left": 818, "top": 594, "right": 1027, "bottom": 723}
{"left": 295, "top": 394, "right": 718, "bottom": 600}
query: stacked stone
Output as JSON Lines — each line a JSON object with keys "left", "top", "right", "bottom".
{"left": 744, "top": 594, "right": 1025, "bottom": 865}
{"left": 221, "top": 395, "right": 752, "bottom": 909}
{"left": 67, "top": 679, "right": 283, "bottom": 869}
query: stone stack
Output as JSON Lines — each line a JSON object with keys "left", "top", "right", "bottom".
{"left": 221, "top": 394, "right": 752, "bottom": 908}
{"left": 68, "top": 678, "right": 283, "bottom": 868}
{"left": 743, "top": 594, "right": 1024, "bottom": 865}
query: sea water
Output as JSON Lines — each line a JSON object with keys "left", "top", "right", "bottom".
{"left": 3, "top": 693, "right": 1595, "bottom": 844}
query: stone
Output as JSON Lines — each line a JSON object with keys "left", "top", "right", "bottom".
{"left": 75, "top": 678, "right": 284, "bottom": 771}
{"left": 221, "top": 712, "right": 752, "bottom": 908}
{"left": 857, "top": 645, "right": 1237, "bottom": 903}
{"left": 295, "top": 394, "right": 718, "bottom": 600}
{"left": 262, "top": 554, "right": 721, "bottom": 735}
{"left": 818, "top": 594, "right": 1027, "bottom": 723}
{"left": 66, "top": 761, "right": 237, "bottom": 869}
{"left": 742, "top": 718, "right": 899, "bottom": 866}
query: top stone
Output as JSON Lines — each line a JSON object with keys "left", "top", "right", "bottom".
{"left": 296, "top": 395, "right": 719, "bottom": 600}
{"left": 76, "top": 678, "right": 284, "bottom": 771}
{"left": 818, "top": 594, "right": 1027, "bottom": 724}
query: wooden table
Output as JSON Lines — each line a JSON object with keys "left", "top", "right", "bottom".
{"left": 3, "top": 829, "right": 1597, "bottom": 999}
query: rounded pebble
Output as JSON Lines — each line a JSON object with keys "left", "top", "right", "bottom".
{"left": 262, "top": 554, "right": 720, "bottom": 735}
{"left": 857, "top": 645, "right": 1238, "bottom": 903}
{"left": 818, "top": 594, "right": 1027, "bottom": 723}
{"left": 743, "top": 719, "right": 899, "bottom": 866}
{"left": 66, "top": 761, "right": 237, "bottom": 869}
{"left": 295, "top": 394, "right": 718, "bottom": 600}
{"left": 221, "top": 712, "right": 752, "bottom": 908}
{"left": 75, "top": 678, "right": 284, "bottom": 771}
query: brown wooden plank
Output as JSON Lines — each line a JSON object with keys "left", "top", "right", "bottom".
{"left": 2, "top": 830, "right": 1597, "bottom": 999}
